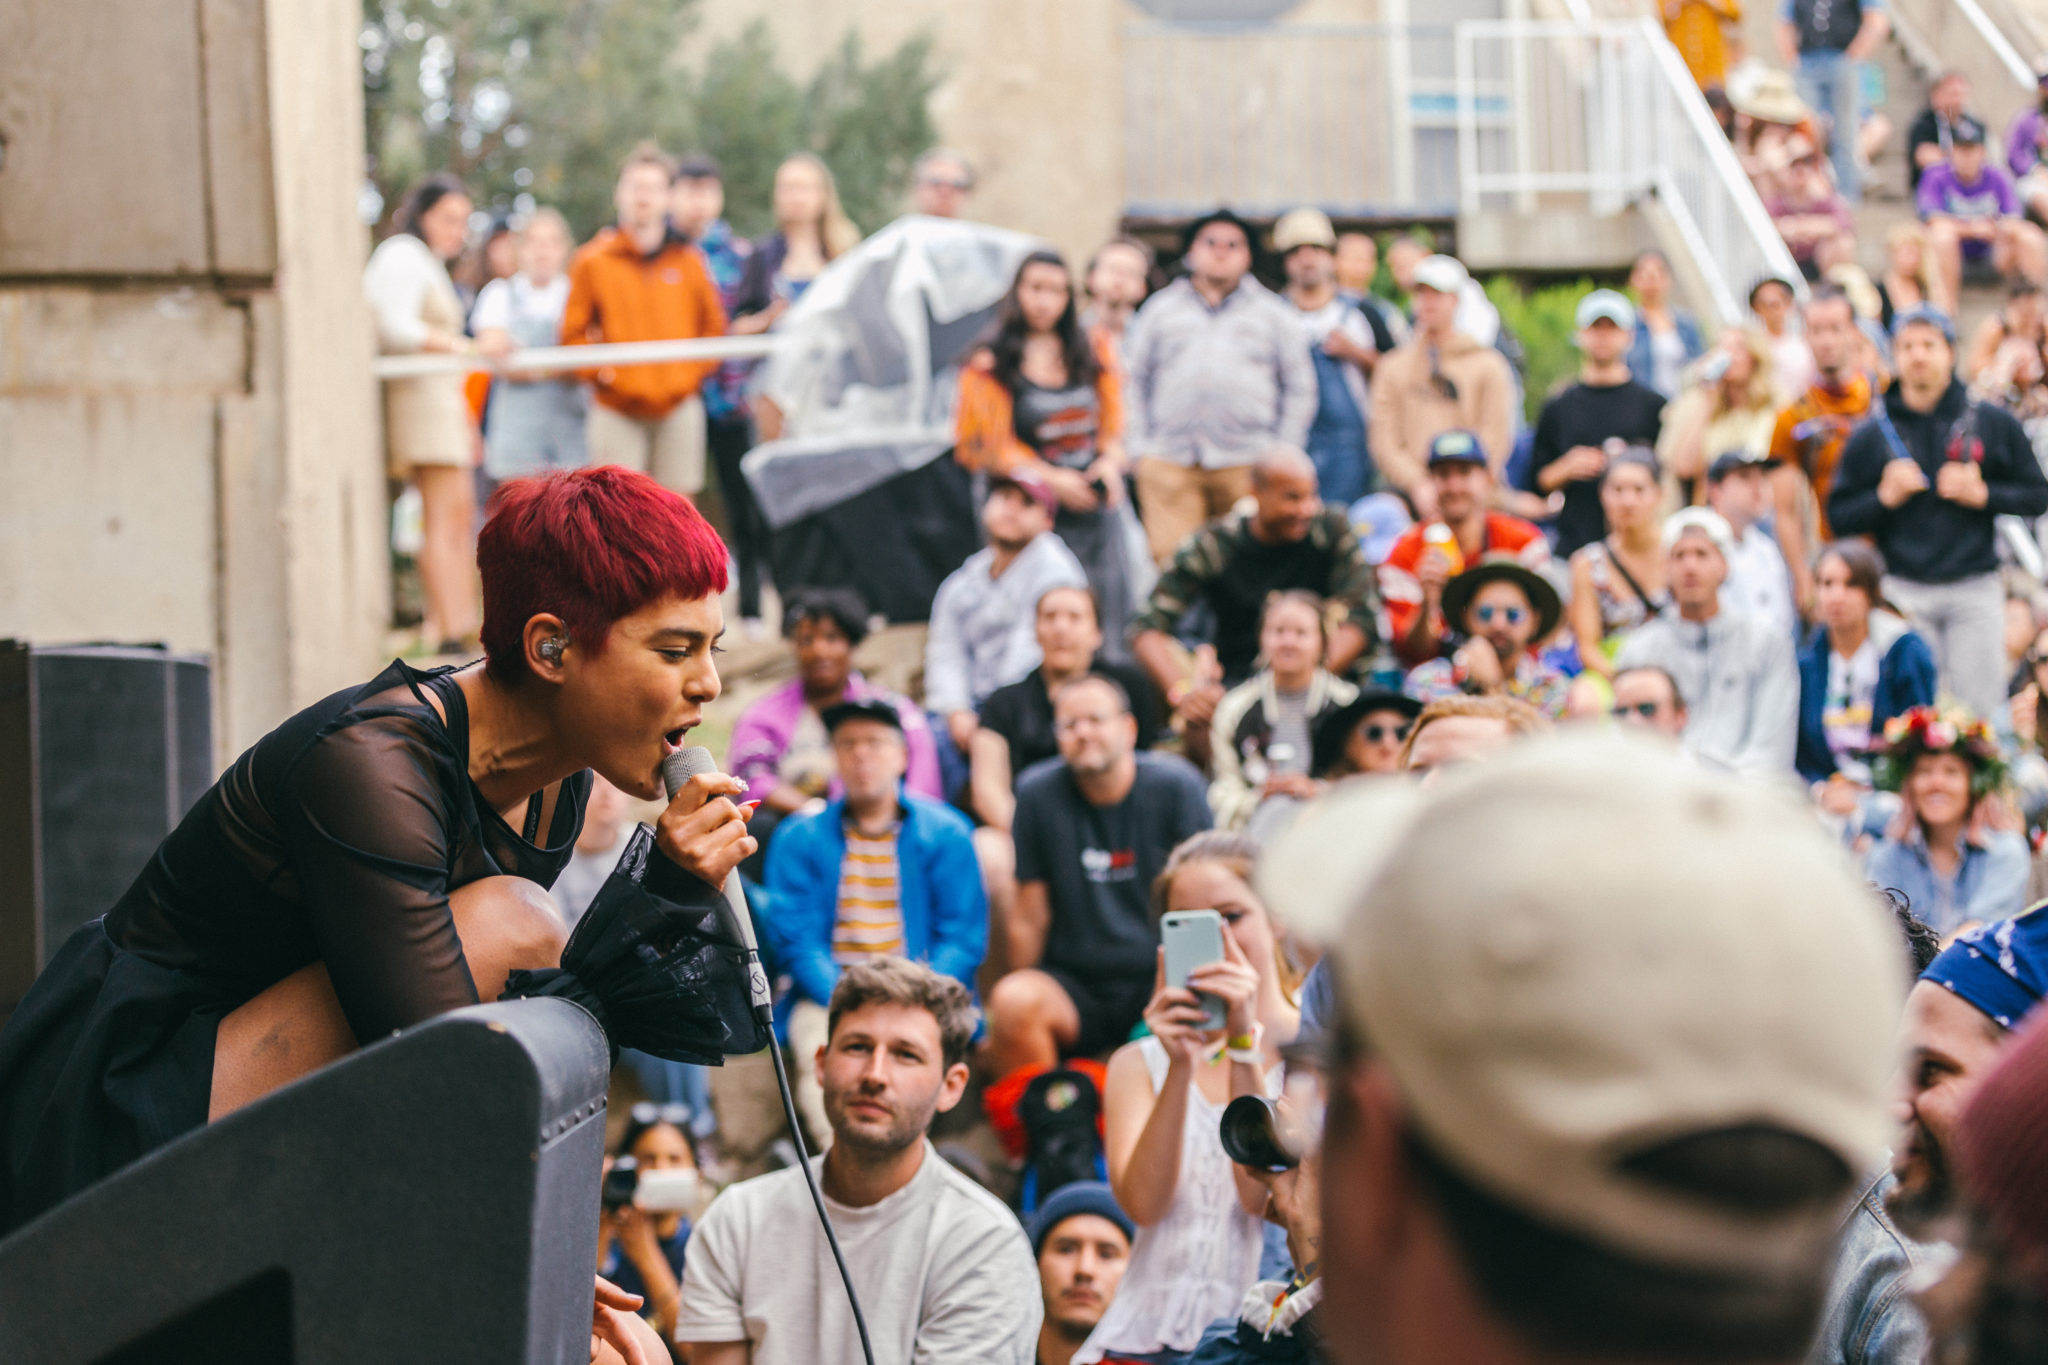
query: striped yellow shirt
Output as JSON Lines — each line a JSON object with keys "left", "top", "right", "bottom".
{"left": 833, "top": 821, "right": 905, "bottom": 966}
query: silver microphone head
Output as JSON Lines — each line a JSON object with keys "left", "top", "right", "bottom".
{"left": 663, "top": 744, "right": 719, "bottom": 800}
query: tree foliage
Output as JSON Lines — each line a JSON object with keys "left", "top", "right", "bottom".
{"left": 361, "top": 1, "right": 940, "bottom": 243}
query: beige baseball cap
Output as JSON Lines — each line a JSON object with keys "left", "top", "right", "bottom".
{"left": 1259, "top": 733, "right": 1904, "bottom": 1272}
{"left": 1272, "top": 206, "right": 1338, "bottom": 255}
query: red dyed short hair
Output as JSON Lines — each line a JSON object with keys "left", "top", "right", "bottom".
{"left": 478, "top": 467, "right": 729, "bottom": 681}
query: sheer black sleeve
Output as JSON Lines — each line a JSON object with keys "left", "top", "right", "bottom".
{"left": 277, "top": 715, "right": 479, "bottom": 1044}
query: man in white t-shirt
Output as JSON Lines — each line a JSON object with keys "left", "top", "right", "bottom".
{"left": 1706, "top": 450, "right": 1797, "bottom": 641}
{"left": 678, "top": 958, "right": 1040, "bottom": 1364}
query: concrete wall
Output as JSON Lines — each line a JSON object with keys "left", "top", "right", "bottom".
{"left": 0, "top": 0, "right": 384, "bottom": 764}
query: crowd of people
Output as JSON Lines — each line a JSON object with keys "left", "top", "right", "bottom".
{"left": 349, "top": 121, "right": 2048, "bottom": 1365}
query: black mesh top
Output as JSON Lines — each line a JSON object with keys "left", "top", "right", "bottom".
{"left": 103, "top": 660, "right": 591, "bottom": 1044}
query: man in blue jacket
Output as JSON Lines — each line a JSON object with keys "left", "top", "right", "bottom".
{"left": 764, "top": 698, "right": 988, "bottom": 1143}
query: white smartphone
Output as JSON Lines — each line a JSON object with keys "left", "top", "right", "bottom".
{"left": 1160, "top": 909, "right": 1227, "bottom": 1032}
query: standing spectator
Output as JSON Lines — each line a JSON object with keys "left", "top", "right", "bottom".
{"left": 1766, "top": 147, "right": 1857, "bottom": 280}
{"left": 1659, "top": 326, "right": 1784, "bottom": 501}
{"left": 1874, "top": 222, "right": 1935, "bottom": 330}
{"left": 1372, "top": 254, "right": 1518, "bottom": 518}
{"left": 1381, "top": 429, "right": 1550, "bottom": 668}
{"left": 1566, "top": 450, "right": 1670, "bottom": 678}
{"left": 1274, "top": 207, "right": 1379, "bottom": 507}
{"left": 1309, "top": 688, "right": 1424, "bottom": 780}
{"left": 1705, "top": 451, "right": 1797, "bottom": 640}
{"left": 1080, "top": 237, "right": 1155, "bottom": 359}
{"left": 1625, "top": 249, "right": 1706, "bottom": 400}
{"left": 1403, "top": 557, "right": 1571, "bottom": 719}
{"left": 364, "top": 174, "right": 492, "bottom": 653}
{"left": 1265, "top": 738, "right": 1902, "bottom": 1365}
{"left": 1752, "top": 276, "right": 1817, "bottom": 398}
{"left": 561, "top": 143, "right": 727, "bottom": 497}
{"left": 1132, "top": 448, "right": 1377, "bottom": 767}
{"left": 763, "top": 700, "right": 987, "bottom": 1142}
{"left": 1616, "top": 509, "right": 1801, "bottom": 775}
{"left": 1524, "top": 289, "right": 1668, "bottom": 557}
{"left": 1767, "top": 284, "right": 1875, "bottom": 615}
{"left": 1081, "top": 832, "right": 1298, "bottom": 1365}
{"left": 1663, "top": 0, "right": 1742, "bottom": 94}
{"left": 1778, "top": 0, "right": 1889, "bottom": 200}
{"left": 469, "top": 208, "right": 588, "bottom": 489}
{"left": 1796, "top": 541, "right": 1937, "bottom": 787}
{"left": 982, "top": 676, "right": 1211, "bottom": 1078}
{"left": 1907, "top": 71, "right": 1977, "bottom": 193}
{"left": 1029, "top": 1184, "right": 1134, "bottom": 1365}
{"left": 1123, "top": 209, "right": 1315, "bottom": 565}
{"left": 1919, "top": 119, "right": 2048, "bottom": 318}
{"left": 910, "top": 148, "right": 977, "bottom": 219}
{"left": 1828, "top": 306, "right": 2048, "bottom": 722}
{"left": 1385, "top": 235, "right": 1506, "bottom": 348}
{"left": 2007, "top": 66, "right": 2048, "bottom": 225}
{"left": 728, "top": 587, "right": 942, "bottom": 825}
{"left": 677, "top": 960, "right": 1040, "bottom": 1365}
{"left": 925, "top": 472, "right": 1089, "bottom": 773}
{"left": 669, "top": 155, "right": 765, "bottom": 634}
{"left": 1862, "top": 707, "right": 2028, "bottom": 936}
{"left": 1334, "top": 230, "right": 1410, "bottom": 352}
{"left": 957, "top": 252, "right": 1136, "bottom": 653}
{"left": 1207, "top": 591, "right": 1360, "bottom": 831}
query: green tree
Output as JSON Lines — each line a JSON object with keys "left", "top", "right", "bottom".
{"left": 362, "top": 1, "right": 939, "bottom": 244}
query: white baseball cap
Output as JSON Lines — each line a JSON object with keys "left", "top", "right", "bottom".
{"left": 1662, "top": 505, "right": 1739, "bottom": 561}
{"left": 1258, "top": 734, "right": 1903, "bottom": 1272}
{"left": 1411, "top": 254, "right": 1469, "bottom": 295}
{"left": 1574, "top": 288, "right": 1637, "bottom": 332}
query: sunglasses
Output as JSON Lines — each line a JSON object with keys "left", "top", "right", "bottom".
{"left": 630, "top": 1101, "right": 693, "bottom": 1128}
{"left": 1474, "top": 604, "right": 1527, "bottom": 625}
{"left": 2030, "top": 652, "right": 2048, "bottom": 667}
{"left": 1612, "top": 701, "right": 1662, "bottom": 719}
{"left": 918, "top": 175, "right": 972, "bottom": 192}
{"left": 1362, "top": 722, "right": 1411, "bottom": 743}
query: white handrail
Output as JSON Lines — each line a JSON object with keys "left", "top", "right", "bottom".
{"left": 370, "top": 335, "right": 777, "bottom": 380}
{"left": 1956, "top": 0, "right": 2037, "bottom": 89}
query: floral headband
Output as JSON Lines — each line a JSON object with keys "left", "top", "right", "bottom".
{"left": 1872, "top": 706, "right": 2007, "bottom": 798}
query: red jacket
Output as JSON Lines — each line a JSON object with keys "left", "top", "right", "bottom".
{"left": 1379, "top": 513, "right": 1550, "bottom": 665}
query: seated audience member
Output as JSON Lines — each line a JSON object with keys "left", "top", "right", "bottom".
{"left": 1030, "top": 1183, "right": 1135, "bottom": 1365}
{"left": 1397, "top": 692, "right": 1550, "bottom": 777}
{"left": 1209, "top": 591, "right": 1359, "bottom": 832}
{"left": 1796, "top": 541, "right": 1937, "bottom": 790}
{"left": 1380, "top": 429, "right": 1548, "bottom": 668}
{"left": 678, "top": 960, "right": 1040, "bottom": 1364}
{"left": 1610, "top": 665, "right": 1690, "bottom": 741}
{"left": 956, "top": 250, "right": 1137, "bottom": 653}
{"left": 1750, "top": 276, "right": 1815, "bottom": 398}
{"left": 550, "top": 773, "right": 638, "bottom": 925}
{"left": 927, "top": 471, "right": 1089, "bottom": 767}
{"left": 1704, "top": 451, "right": 1795, "bottom": 640}
{"left": 1264, "top": 734, "right": 1905, "bottom": 1365}
{"left": 1523, "top": 289, "right": 1668, "bottom": 558}
{"left": 1659, "top": 326, "right": 1785, "bottom": 497}
{"left": 1874, "top": 222, "right": 1935, "bottom": 330}
{"left": 984, "top": 676, "right": 1212, "bottom": 1078}
{"left": 1907, "top": 70, "right": 1979, "bottom": 192}
{"left": 1616, "top": 508, "right": 1799, "bottom": 775}
{"left": 1405, "top": 556, "right": 1570, "bottom": 719}
{"left": 1567, "top": 449, "right": 1668, "bottom": 680}
{"left": 1132, "top": 446, "right": 1377, "bottom": 767}
{"left": 1862, "top": 707, "right": 2029, "bottom": 937}
{"left": 1627, "top": 249, "right": 1706, "bottom": 400}
{"left": 1310, "top": 688, "right": 1424, "bottom": 781}
{"left": 1766, "top": 146, "right": 1856, "bottom": 280}
{"left": 728, "top": 588, "right": 941, "bottom": 828}
{"left": 1082, "top": 832, "right": 1299, "bottom": 1365}
{"left": 2008, "top": 65, "right": 2048, "bottom": 226}
{"left": 763, "top": 700, "right": 987, "bottom": 1143}
{"left": 1919, "top": 118, "right": 2048, "bottom": 316}
{"left": 598, "top": 1104, "right": 701, "bottom": 1348}
{"left": 1964, "top": 280, "right": 2047, "bottom": 386}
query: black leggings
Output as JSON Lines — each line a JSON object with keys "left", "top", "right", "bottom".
{"left": 708, "top": 415, "right": 770, "bottom": 621}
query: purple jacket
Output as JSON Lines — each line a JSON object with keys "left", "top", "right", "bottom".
{"left": 2010, "top": 107, "right": 2048, "bottom": 178}
{"left": 725, "top": 673, "right": 943, "bottom": 802}
{"left": 1917, "top": 162, "right": 2019, "bottom": 222}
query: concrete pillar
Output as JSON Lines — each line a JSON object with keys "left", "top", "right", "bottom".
{"left": 0, "top": 0, "right": 386, "bottom": 765}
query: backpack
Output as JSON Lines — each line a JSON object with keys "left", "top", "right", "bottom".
{"left": 1016, "top": 1065, "right": 1107, "bottom": 1213}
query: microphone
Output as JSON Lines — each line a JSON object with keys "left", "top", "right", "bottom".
{"left": 662, "top": 746, "right": 774, "bottom": 1020}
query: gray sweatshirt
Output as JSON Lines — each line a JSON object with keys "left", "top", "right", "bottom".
{"left": 1615, "top": 608, "right": 1799, "bottom": 777}
{"left": 924, "top": 532, "right": 1088, "bottom": 716}
{"left": 1124, "top": 277, "right": 1317, "bottom": 469}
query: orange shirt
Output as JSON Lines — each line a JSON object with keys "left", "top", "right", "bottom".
{"left": 1768, "top": 372, "right": 1877, "bottom": 540}
{"left": 560, "top": 228, "right": 727, "bottom": 420}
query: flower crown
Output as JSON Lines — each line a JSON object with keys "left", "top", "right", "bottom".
{"left": 1872, "top": 705, "right": 2008, "bottom": 797}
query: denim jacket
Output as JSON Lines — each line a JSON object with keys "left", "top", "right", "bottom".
{"left": 1863, "top": 826, "right": 2031, "bottom": 937}
{"left": 1806, "top": 1171, "right": 1928, "bottom": 1365}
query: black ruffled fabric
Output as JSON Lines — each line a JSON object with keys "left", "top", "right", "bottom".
{"left": 501, "top": 826, "right": 769, "bottom": 1066}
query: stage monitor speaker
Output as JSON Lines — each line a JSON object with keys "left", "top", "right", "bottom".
{"left": 0, "top": 641, "right": 213, "bottom": 1023}
{"left": 0, "top": 998, "right": 610, "bottom": 1364}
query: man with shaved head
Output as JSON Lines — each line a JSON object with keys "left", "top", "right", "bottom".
{"left": 1133, "top": 443, "right": 1379, "bottom": 765}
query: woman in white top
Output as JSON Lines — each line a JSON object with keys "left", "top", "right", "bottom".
{"left": 1079, "top": 832, "right": 1299, "bottom": 1365}
{"left": 363, "top": 174, "right": 502, "bottom": 653}
{"left": 469, "top": 207, "right": 587, "bottom": 488}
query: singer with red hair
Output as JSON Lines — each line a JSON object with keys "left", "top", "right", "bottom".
{"left": 0, "top": 468, "right": 755, "bottom": 1277}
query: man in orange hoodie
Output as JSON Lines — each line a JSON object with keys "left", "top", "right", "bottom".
{"left": 561, "top": 142, "right": 728, "bottom": 496}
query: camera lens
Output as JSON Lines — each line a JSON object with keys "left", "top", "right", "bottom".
{"left": 602, "top": 1157, "right": 641, "bottom": 1210}
{"left": 1218, "top": 1094, "right": 1296, "bottom": 1172}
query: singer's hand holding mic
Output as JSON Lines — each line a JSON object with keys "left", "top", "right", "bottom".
{"left": 652, "top": 756, "right": 759, "bottom": 889}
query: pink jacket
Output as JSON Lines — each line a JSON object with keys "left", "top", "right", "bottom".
{"left": 725, "top": 674, "right": 943, "bottom": 802}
